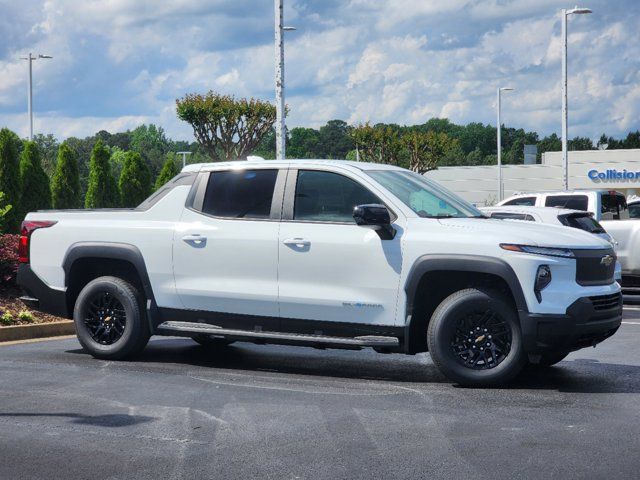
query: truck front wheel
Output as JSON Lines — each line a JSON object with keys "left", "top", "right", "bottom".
{"left": 73, "top": 276, "right": 150, "bottom": 360}
{"left": 427, "top": 288, "right": 526, "bottom": 386}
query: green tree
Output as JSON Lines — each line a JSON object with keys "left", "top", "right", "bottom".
{"left": 155, "top": 154, "right": 179, "bottom": 190}
{"left": 0, "top": 192, "right": 12, "bottom": 234}
{"left": 109, "top": 147, "right": 127, "bottom": 183}
{"left": 401, "top": 130, "right": 460, "bottom": 173}
{"left": 85, "top": 140, "right": 119, "bottom": 208}
{"left": 568, "top": 136, "right": 593, "bottom": 151}
{"left": 119, "top": 151, "right": 151, "bottom": 207}
{"left": 19, "top": 141, "right": 51, "bottom": 220}
{"left": 51, "top": 142, "right": 81, "bottom": 209}
{"left": 0, "top": 128, "right": 22, "bottom": 231}
{"left": 350, "top": 123, "right": 403, "bottom": 165}
{"left": 176, "top": 91, "right": 277, "bottom": 161}
{"left": 32, "top": 133, "right": 59, "bottom": 176}
{"left": 288, "top": 127, "right": 321, "bottom": 158}
{"left": 318, "top": 120, "right": 353, "bottom": 158}
{"left": 537, "top": 133, "right": 562, "bottom": 162}
{"left": 130, "top": 124, "right": 172, "bottom": 176}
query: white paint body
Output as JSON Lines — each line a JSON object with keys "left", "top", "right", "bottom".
{"left": 25, "top": 160, "right": 620, "bottom": 327}
{"left": 497, "top": 191, "right": 640, "bottom": 278}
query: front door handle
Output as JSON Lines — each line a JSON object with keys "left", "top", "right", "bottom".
{"left": 182, "top": 234, "right": 207, "bottom": 247}
{"left": 283, "top": 237, "right": 311, "bottom": 247}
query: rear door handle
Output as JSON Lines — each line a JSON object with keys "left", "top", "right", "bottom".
{"left": 182, "top": 234, "right": 207, "bottom": 246}
{"left": 283, "top": 238, "right": 310, "bottom": 247}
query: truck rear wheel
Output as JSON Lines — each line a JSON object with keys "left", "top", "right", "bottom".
{"left": 427, "top": 288, "right": 526, "bottom": 386}
{"left": 73, "top": 276, "right": 150, "bottom": 360}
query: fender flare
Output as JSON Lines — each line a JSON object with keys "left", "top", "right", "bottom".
{"left": 403, "top": 254, "right": 529, "bottom": 318}
{"left": 62, "top": 242, "right": 160, "bottom": 329}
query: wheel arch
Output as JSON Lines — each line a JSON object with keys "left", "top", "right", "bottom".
{"left": 63, "top": 242, "right": 159, "bottom": 330}
{"left": 403, "top": 255, "right": 529, "bottom": 354}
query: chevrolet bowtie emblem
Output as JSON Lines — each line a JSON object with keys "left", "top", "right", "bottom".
{"left": 600, "top": 255, "right": 614, "bottom": 267}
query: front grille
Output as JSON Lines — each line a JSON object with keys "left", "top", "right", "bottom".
{"left": 575, "top": 249, "right": 616, "bottom": 286}
{"left": 589, "top": 292, "right": 622, "bottom": 311}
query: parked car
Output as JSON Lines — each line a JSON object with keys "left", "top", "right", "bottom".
{"left": 628, "top": 198, "right": 640, "bottom": 219}
{"left": 17, "top": 160, "right": 622, "bottom": 386}
{"left": 480, "top": 206, "right": 622, "bottom": 282}
{"left": 498, "top": 190, "right": 640, "bottom": 300}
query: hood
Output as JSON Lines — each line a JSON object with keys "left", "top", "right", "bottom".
{"left": 435, "top": 217, "right": 612, "bottom": 250}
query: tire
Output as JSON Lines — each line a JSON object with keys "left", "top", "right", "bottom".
{"left": 427, "top": 288, "right": 526, "bottom": 386}
{"left": 192, "top": 335, "right": 234, "bottom": 347}
{"left": 73, "top": 276, "right": 150, "bottom": 360}
{"left": 530, "top": 351, "right": 570, "bottom": 367}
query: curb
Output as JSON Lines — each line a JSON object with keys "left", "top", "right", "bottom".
{"left": 0, "top": 320, "right": 75, "bottom": 343}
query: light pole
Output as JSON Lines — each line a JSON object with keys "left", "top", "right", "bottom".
{"left": 20, "top": 53, "right": 53, "bottom": 141}
{"left": 177, "top": 151, "right": 192, "bottom": 169}
{"left": 496, "top": 87, "right": 514, "bottom": 201}
{"left": 561, "top": 5, "right": 591, "bottom": 191}
{"left": 274, "top": 0, "right": 296, "bottom": 160}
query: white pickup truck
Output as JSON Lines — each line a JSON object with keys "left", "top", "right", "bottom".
{"left": 498, "top": 190, "right": 640, "bottom": 300}
{"left": 17, "top": 160, "right": 622, "bottom": 386}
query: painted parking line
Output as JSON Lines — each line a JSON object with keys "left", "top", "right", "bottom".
{"left": 622, "top": 322, "right": 640, "bottom": 325}
{"left": 0, "top": 335, "right": 76, "bottom": 347}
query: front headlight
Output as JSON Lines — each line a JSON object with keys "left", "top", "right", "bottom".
{"left": 500, "top": 244, "right": 575, "bottom": 258}
{"left": 534, "top": 265, "right": 552, "bottom": 302}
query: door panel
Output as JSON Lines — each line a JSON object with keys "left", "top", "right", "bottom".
{"left": 277, "top": 169, "right": 403, "bottom": 325}
{"left": 172, "top": 169, "right": 282, "bottom": 319}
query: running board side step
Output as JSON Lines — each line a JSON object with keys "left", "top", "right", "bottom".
{"left": 156, "top": 321, "right": 400, "bottom": 349}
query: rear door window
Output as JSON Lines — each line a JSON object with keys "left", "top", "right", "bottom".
{"left": 559, "top": 214, "right": 606, "bottom": 233}
{"left": 502, "top": 197, "right": 536, "bottom": 206}
{"left": 545, "top": 195, "right": 588, "bottom": 211}
{"left": 201, "top": 169, "right": 278, "bottom": 219}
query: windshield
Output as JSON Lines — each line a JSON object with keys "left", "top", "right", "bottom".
{"left": 367, "top": 170, "right": 483, "bottom": 218}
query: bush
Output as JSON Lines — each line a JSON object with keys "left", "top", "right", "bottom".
{"left": 51, "top": 142, "right": 81, "bottom": 209}
{"left": 119, "top": 151, "right": 151, "bottom": 207}
{"left": 0, "top": 234, "right": 19, "bottom": 286}
{"left": 0, "top": 191, "right": 12, "bottom": 234}
{"left": 155, "top": 155, "right": 179, "bottom": 190}
{"left": 17, "top": 310, "right": 34, "bottom": 323}
{"left": 19, "top": 141, "right": 51, "bottom": 219}
{"left": 0, "top": 128, "right": 22, "bottom": 231}
{"left": 85, "top": 140, "right": 119, "bottom": 208}
{"left": 0, "top": 312, "right": 13, "bottom": 326}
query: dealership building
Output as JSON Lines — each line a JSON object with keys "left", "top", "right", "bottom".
{"left": 425, "top": 149, "right": 640, "bottom": 206}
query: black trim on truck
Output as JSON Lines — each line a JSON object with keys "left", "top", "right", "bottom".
{"left": 520, "top": 292, "right": 622, "bottom": 353}
{"left": 16, "top": 264, "right": 69, "bottom": 318}
{"left": 62, "top": 243, "right": 160, "bottom": 329}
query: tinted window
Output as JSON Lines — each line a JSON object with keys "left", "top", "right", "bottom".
{"left": 601, "top": 193, "right": 628, "bottom": 220}
{"left": 490, "top": 212, "right": 535, "bottom": 221}
{"left": 202, "top": 169, "right": 278, "bottom": 219}
{"left": 545, "top": 195, "right": 588, "bottom": 211}
{"left": 503, "top": 197, "right": 536, "bottom": 206}
{"left": 294, "top": 170, "right": 380, "bottom": 222}
{"left": 629, "top": 203, "right": 640, "bottom": 219}
{"left": 559, "top": 213, "right": 606, "bottom": 233}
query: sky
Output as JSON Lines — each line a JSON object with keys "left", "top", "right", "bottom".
{"left": 0, "top": 0, "right": 638, "bottom": 142}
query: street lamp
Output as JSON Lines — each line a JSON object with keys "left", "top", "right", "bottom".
{"left": 274, "top": 0, "right": 296, "bottom": 160}
{"left": 177, "top": 151, "right": 192, "bottom": 169}
{"left": 496, "top": 87, "right": 514, "bottom": 201}
{"left": 20, "top": 53, "right": 53, "bottom": 141}
{"left": 561, "top": 5, "right": 592, "bottom": 190}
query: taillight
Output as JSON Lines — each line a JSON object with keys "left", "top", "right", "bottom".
{"left": 18, "top": 220, "right": 57, "bottom": 264}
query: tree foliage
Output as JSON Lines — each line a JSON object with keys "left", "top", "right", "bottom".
{"left": 176, "top": 91, "right": 277, "bottom": 161}
{"left": 0, "top": 192, "right": 12, "bottom": 234}
{"left": 350, "top": 123, "right": 404, "bottom": 165}
{"left": 119, "top": 151, "right": 151, "bottom": 207}
{"left": 155, "top": 154, "right": 179, "bottom": 190}
{"left": 85, "top": 140, "right": 119, "bottom": 208}
{"left": 51, "top": 142, "right": 81, "bottom": 209}
{"left": 130, "top": 124, "right": 171, "bottom": 176}
{"left": 0, "top": 128, "right": 22, "bottom": 231}
{"left": 401, "top": 130, "right": 461, "bottom": 173}
{"left": 19, "top": 141, "right": 51, "bottom": 218}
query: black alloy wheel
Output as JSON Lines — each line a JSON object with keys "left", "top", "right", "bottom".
{"left": 83, "top": 291, "right": 127, "bottom": 345}
{"left": 450, "top": 310, "right": 512, "bottom": 370}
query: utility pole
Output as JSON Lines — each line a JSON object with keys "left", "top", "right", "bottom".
{"left": 274, "top": 0, "right": 295, "bottom": 160}
{"left": 177, "top": 151, "right": 192, "bottom": 169}
{"left": 496, "top": 87, "right": 514, "bottom": 201}
{"left": 20, "top": 53, "right": 52, "bottom": 140}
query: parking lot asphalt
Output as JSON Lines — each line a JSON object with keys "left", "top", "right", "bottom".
{"left": 1, "top": 310, "right": 640, "bottom": 480}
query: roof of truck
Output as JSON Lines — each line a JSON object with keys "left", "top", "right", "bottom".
{"left": 181, "top": 159, "right": 406, "bottom": 173}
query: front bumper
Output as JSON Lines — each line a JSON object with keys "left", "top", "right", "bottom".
{"left": 520, "top": 292, "right": 622, "bottom": 354}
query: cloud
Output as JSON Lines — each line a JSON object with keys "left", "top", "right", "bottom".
{"left": 0, "top": 0, "right": 638, "bottom": 142}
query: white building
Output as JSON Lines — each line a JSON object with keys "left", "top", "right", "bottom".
{"left": 426, "top": 149, "right": 640, "bottom": 206}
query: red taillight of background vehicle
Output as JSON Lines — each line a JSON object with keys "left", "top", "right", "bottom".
{"left": 18, "top": 221, "right": 57, "bottom": 263}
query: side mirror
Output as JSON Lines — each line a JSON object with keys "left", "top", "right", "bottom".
{"left": 353, "top": 204, "right": 396, "bottom": 240}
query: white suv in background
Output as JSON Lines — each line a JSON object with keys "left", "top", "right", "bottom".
{"left": 17, "top": 160, "right": 622, "bottom": 386}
